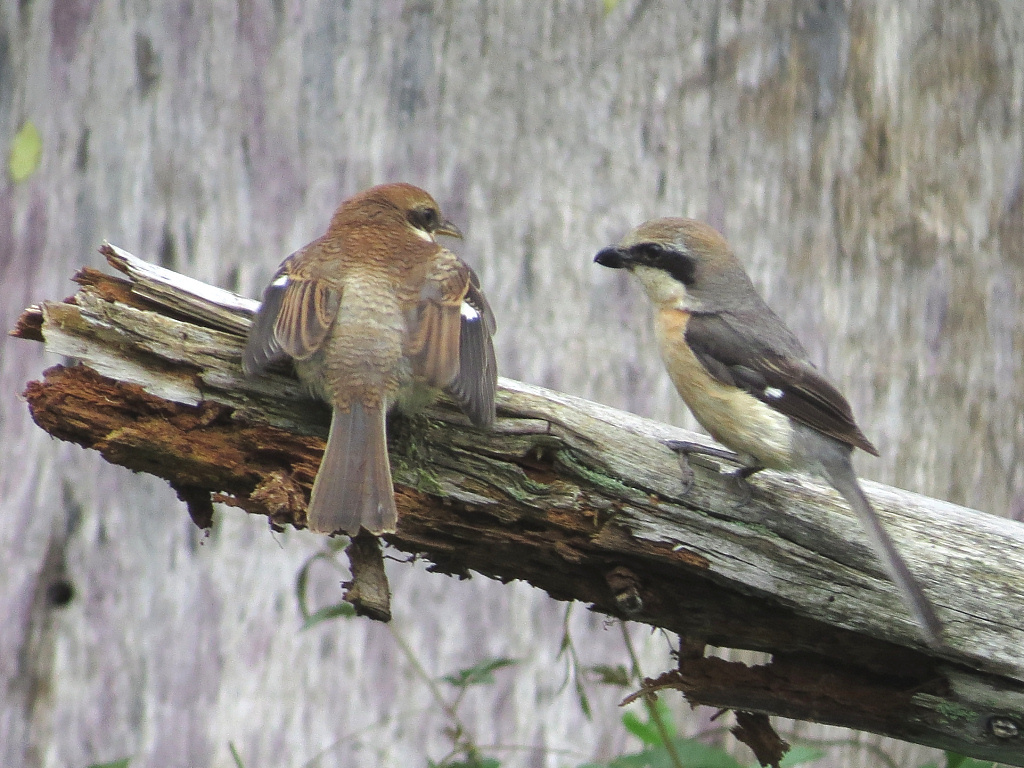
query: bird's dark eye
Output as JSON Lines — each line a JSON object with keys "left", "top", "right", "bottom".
{"left": 408, "top": 206, "right": 439, "bottom": 231}
{"left": 631, "top": 243, "right": 697, "bottom": 286}
{"left": 632, "top": 243, "right": 670, "bottom": 261}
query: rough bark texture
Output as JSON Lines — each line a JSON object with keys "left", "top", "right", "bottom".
{"left": 1, "top": 2, "right": 1022, "bottom": 767}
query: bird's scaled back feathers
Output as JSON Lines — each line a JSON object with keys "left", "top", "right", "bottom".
{"left": 242, "top": 182, "right": 498, "bottom": 535}
{"left": 242, "top": 182, "right": 497, "bottom": 427}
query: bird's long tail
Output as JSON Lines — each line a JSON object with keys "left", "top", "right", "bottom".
{"left": 824, "top": 463, "right": 944, "bottom": 648}
{"left": 306, "top": 402, "right": 398, "bottom": 536}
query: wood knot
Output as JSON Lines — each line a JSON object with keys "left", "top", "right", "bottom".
{"left": 988, "top": 716, "right": 1020, "bottom": 740}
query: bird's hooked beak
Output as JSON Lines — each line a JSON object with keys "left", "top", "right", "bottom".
{"left": 594, "top": 246, "right": 632, "bottom": 269}
{"left": 435, "top": 219, "right": 463, "bottom": 240}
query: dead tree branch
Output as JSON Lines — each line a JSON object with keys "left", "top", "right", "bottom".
{"left": 11, "top": 244, "right": 1024, "bottom": 764}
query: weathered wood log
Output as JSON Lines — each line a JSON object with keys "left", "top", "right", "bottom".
{"left": 12, "top": 244, "right": 1024, "bottom": 764}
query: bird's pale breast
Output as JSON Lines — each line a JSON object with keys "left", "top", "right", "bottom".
{"left": 655, "top": 308, "right": 795, "bottom": 470}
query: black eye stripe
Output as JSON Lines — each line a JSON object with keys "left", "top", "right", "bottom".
{"left": 629, "top": 243, "right": 697, "bottom": 286}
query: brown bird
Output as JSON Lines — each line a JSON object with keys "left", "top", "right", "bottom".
{"left": 243, "top": 183, "right": 497, "bottom": 536}
{"left": 595, "top": 218, "right": 943, "bottom": 648}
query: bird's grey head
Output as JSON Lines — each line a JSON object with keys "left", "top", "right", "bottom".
{"left": 594, "top": 218, "right": 750, "bottom": 311}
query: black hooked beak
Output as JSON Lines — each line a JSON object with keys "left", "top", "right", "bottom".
{"left": 594, "top": 246, "right": 632, "bottom": 269}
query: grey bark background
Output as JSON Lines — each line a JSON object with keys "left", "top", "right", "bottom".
{"left": 1, "top": 2, "right": 1021, "bottom": 767}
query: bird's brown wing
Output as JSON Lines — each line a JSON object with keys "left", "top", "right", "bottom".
{"left": 685, "top": 312, "right": 879, "bottom": 455}
{"left": 406, "top": 255, "right": 497, "bottom": 428}
{"left": 243, "top": 255, "right": 342, "bottom": 375}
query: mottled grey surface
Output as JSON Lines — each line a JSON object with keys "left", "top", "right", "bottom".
{"left": 1, "top": 1, "right": 1021, "bottom": 766}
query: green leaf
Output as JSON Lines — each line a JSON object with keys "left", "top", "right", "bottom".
{"left": 651, "top": 699, "right": 676, "bottom": 741}
{"left": 622, "top": 699, "right": 678, "bottom": 748}
{"left": 605, "top": 738, "right": 748, "bottom": 768}
{"left": 945, "top": 754, "right": 994, "bottom": 768}
{"left": 621, "top": 711, "right": 662, "bottom": 746}
{"left": 9, "top": 121, "right": 42, "bottom": 182}
{"left": 779, "top": 745, "right": 826, "bottom": 767}
{"left": 589, "top": 664, "right": 632, "bottom": 687}
{"left": 603, "top": 0, "right": 622, "bottom": 15}
{"left": 661, "top": 739, "right": 745, "bottom": 768}
{"left": 606, "top": 753, "right": 654, "bottom": 768}
{"left": 228, "top": 741, "right": 245, "bottom": 768}
{"left": 301, "top": 602, "right": 356, "bottom": 630}
{"left": 441, "top": 657, "right": 518, "bottom": 688}
{"left": 559, "top": 622, "right": 573, "bottom": 655}
{"left": 86, "top": 760, "right": 131, "bottom": 768}
{"left": 443, "top": 758, "right": 501, "bottom": 768}
{"left": 295, "top": 552, "right": 318, "bottom": 620}
{"left": 575, "top": 666, "right": 593, "bottom": 720}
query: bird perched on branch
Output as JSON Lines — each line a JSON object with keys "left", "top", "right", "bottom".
{"left": 244, "top": 183, "right": 497, "bottom": 536}
{"left": 594, "top": 218, "right": 943, "bottom": 648}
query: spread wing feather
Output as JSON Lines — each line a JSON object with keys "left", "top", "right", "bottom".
{"left": 407, "top": 258, "right": 497, "bottom": 428}
{"left": 272, "top": 278, "right": 341, "bottom": 360}
{"left": 243, "top": 260, "right": 341, "bottom": 375}
{"left": 449, "top": 275, "right": 497, "bottom": 428}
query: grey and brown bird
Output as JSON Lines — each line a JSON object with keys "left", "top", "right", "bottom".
{"left": 244, "top": 182, "right": 497, "bottom": 536}
{"left": 594, "top": 218, "right": 943, "bottom": 648}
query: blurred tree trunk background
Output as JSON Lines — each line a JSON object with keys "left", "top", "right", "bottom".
{"left": 1, "top": 1, "right": 1021, "bottom": 767}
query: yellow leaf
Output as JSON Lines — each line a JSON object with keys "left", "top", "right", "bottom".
{"left": 9, "top": 121, "right": 43, "bottom": 183}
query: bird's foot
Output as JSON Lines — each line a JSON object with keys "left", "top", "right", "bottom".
{"left": 664, "top": 440, "right": 704, "bottom": 493}
{"left": 722, "top": 465, "right": 764, "bottom": 505}
{"left": 664, "top": 440, "right": 762, "bottom": 503}
{"left": 665, "top": 440, "right": 741, "bottom": 464}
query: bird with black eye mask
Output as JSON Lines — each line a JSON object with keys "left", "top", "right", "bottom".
{"left": 595, "top": 217, "right": 943, "bottom": 649}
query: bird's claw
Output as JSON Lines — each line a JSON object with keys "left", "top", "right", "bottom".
{"left": 675, "top": 451, "right": 696, "bottom": 494}
{"left": 664, "top": 440, "right": 761, "bottom": 504}
{"left": 724, "top": 468, "right": 755, "bottom": 504}
{"left": 665, "top": 440, "right": 728, "bottom": 494}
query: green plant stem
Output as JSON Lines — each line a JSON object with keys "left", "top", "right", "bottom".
{"left": 620, "top": 622, "right": 685, "bottom": 768}
{"left": 388, "top": 623, "right": 473, "bottom": 760}
{"left": 389, "top": 625, "right": 462, "bottom": 725}
{"left": 559, "top": 603, "right": 593, "bottom": 718}
{"left": 472, "top": 742, "right": 591, "bottom": 759}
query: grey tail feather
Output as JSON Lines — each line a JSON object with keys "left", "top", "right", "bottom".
{"left": 306, "top": 403, "right": 398, "bottom": 536}
{"left": 824, "top": 462, "right": 944, "bottom": 649}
